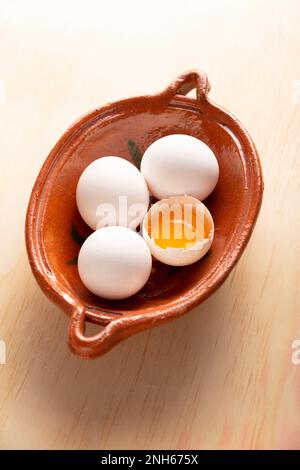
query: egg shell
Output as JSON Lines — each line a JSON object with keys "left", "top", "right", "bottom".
{"left": 76, "top": 156, "right": 149, "bottom": 230}
{"left": 141, "top": 134, "right": 219, "bottom": 201}
{"left": 78, "top": 226, "right": 152, "bottom": 299}
{"left": 142, "top": 195, "right": 214, "bottom": 267}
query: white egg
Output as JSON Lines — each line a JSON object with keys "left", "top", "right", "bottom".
{"left": 76, "top": 156, "right": 149, "bottom": 230}
{"left": 78, "top": 226, "right": 152, "bottom": 299}
{"left": 142, "top": 196, "right": 214, "bottom": 267}
{"left": 141, "top": 134, "right": 219, "bottom": 201}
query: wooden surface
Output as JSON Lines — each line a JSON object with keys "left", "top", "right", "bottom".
{"left": 0, "top": 0, "right": 300, "bottom": 450}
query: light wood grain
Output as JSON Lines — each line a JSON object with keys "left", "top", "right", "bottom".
{"left": 0, "top": 0, "right": 300, "bottom": 450}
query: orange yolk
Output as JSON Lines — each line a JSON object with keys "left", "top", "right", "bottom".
{"left": 154, "top": 219, "right": 196, "bottom": 249}
{"left": 148, "top": 208, "right": 210, "bottom": 250}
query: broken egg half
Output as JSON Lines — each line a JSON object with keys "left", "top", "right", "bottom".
{"left": 142, "top": 195, "right": 214, "bottom": 266}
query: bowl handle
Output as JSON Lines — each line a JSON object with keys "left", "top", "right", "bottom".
{"left": 161, "top": 69, "right": 210, "bottom": 103}
{"left": 68, "top": 307, "right": 156, "bottom": 359}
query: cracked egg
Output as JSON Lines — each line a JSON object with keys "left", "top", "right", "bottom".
{"left": 142, "top": 195, "right": 214, "bottom": 266}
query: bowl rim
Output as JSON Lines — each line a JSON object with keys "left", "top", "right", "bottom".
{"left": 25, "top": 71, "right": 263, "bottom": 358}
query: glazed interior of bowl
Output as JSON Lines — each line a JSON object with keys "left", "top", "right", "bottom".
{"left": 32, "top": 94, "right": 260, "bottom": 318}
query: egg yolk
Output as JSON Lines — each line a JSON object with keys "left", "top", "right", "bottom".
{"left": 148, "top": 207, "right": 210, "bottom": 250}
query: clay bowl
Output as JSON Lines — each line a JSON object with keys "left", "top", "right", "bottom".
{"left": 25, "top": 70, "right": 263, "bottom": 359}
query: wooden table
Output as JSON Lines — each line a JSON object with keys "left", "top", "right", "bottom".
{"left": 1, "top": 0, "right": 300, "bottom": 450}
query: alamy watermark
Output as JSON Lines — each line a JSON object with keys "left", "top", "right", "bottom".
{"left": 291, "top": 340, "right": 300, "bottom": 365}
{"left": 291, "top": 80, "right": 300, "bottom": 105}
{"left": 0, "top": 340, "right": 6, "bottom": 364}
{"left": 94, "top": 197, "right": 207, "bottom": 249}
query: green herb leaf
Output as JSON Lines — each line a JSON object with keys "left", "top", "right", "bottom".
{"left": 71, "top": 224, "right": 85, "bottom": 245}
{"left": 167, "top": 266, "right": 182, "bottom": 276}
{"left": 128, "top": 139, "right": 142, "bottom": 169}
{"left": 149, "top": 195, "right": 157, "bottom": 205}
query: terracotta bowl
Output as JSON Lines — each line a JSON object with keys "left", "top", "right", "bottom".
{"left": 25, "top": 70, "right": 263, "bottom": 359}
